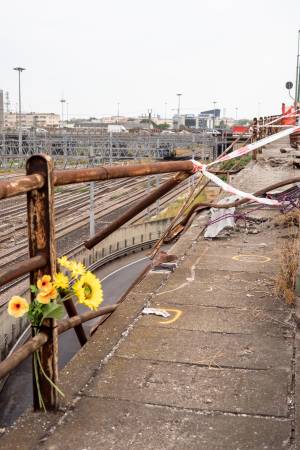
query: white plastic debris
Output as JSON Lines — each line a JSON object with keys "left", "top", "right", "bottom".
{"left": 204, "top": 207, "right": 235, "bottom": 238}
{"left": 142, "top": 308, "right": 170, "bottom": 318}
{"left": 204, "top": 195, "right": 238, "bottom": 238}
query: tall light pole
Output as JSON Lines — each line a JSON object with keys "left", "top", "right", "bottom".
{"left": 60, "top": 98, "right": 66, "bottom": 128}
{"left": 213, "top": 100, "right": 217, "bottom": 128}
{"left": 164, "top": 101, "right": 167, "bottom": 122}
{"left": 176, "top": 93, "right": 182, "bottom": 129}
{"left": 13, "top": 67, "right": 26, "bottom": 154}
{"left": 295, "top": 29, "right": 300, "bottom": 121}
{"left": 117, "top": 102, "right": 120, "bottom": 123}
{"left": 235, "top": 107, "right": 238, "bottom": 121}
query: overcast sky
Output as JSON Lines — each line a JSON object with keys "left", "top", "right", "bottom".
{"left": 1, "top": 0, "right": 299, "bottom": 119}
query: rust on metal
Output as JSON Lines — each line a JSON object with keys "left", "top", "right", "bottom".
{"left": 291, "top": 130, "right": 300, "bottom": 149}
{"left": 0, "top": 255, "right": 47, "bottom": 287}
{"left": 63, "top": 298, "right": 87, "bottom": 346}
{"left": 57, "top": 304, "right": 118, "bottom": 335}
{"left": 0, "top": 174, "right": 44, "bottom": 200}
{"left": 54, "top": 161, "right": 194, "bottom": 186}
{"left": 26, "top": 154, "right": 58, "bottom": 411}
{"left": 0, "top": 331, "right": 48, "bottom": 381}
{"left": 85, "top": 171, "right": 190, "bottom": 249}
{"left": 0, "top": 304, "right": 118, "bottom": 381}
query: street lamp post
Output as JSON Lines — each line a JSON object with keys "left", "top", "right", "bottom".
{"left": 60, "top": 98, "right": 66, "bottom": 128}
{"left": 213, "top": 100, "right": 217, "bottom": 128}
{"left": 117, "top": 102, "right": 120, "bottom": 124}
{"left": 295, "top": 30, "right": 300, "bottom": 122}
{"left": 176, "top": 93, "right": 182, "bottom": 129}
{"left": 13, "top": 67, "right": 26, "bottom": 154}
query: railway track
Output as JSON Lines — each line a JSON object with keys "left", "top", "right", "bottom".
{"left": 0, "top": 176, "right": 164, "bottom": 246}
{"left": 0, "top": 174, "right": 192, "bottom": 277}
{"left": 0, "top": 177, "right": 149, "bottom": 243}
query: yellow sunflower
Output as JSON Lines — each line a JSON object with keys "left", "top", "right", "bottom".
{"left": 53, "top": 272, "right": 69, "bottom": 290}
{"left": 8, "top": 296, "right": 29, "bottom": 318}
{"left": 73, "top": 272, "right": 103, "bottom": 311}
{"left": 57, "top": 256, "right": 72, "bottom": 270}
{"left": 68, "top": 261, "right": 86, "bottom": 279}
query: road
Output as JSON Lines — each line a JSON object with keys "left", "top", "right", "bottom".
{"left": 0, "top": 251, "right": 152, "bottom": 427}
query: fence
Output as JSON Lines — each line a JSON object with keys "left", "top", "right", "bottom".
{"left": 0, "top": 130, "right": 215, "bottom": 169}
{"left": 0, "top": 155, "right": 197, "bottom": 411}
{"left": 252, "top": 115, "right": 300, "bottom": 150}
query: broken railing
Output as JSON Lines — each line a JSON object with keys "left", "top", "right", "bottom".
{"left": 0, "top": 155, "right": 199, "bottom": 411}
{"left": 252, "top": 114, "right": 300, "bottom": 150}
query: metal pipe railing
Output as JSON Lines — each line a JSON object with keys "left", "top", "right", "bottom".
{"left": 85, "top": 171, "right": 190, "bottom": 249}
{"left": 0, "top": 305, "right": 118, "bottom": 380}
{"left": 0, "top": 154, "right": 195, "bottom": 411}
{"left": 0, "top": 255, "right": 47, "bottom": 287}
{"left": 54, "top": 160, "right": 194, "bottom": 186}
{"left": 0, "top": 173, "right": 44, "bottom": 200}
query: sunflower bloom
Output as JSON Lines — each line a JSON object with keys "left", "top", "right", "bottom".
{"left": 73, "top": 272, "right": 103, "bottom": 311}
{"left": 36, "top": 286, "right": 58, "bottom": 304}
{"left": 58, "top": 256, "right": 72, "bottom": 270}
{"left": 8, "top": 296, "right": 29, "bottom": 318}
{"left": 68, "top": 261, "right": 86, "bottom": 279}
{"left": 53, "top": 272, "right": 69, "bottom": 290}
{"left": 37, "top": 275, "right": 53, "bottom": 294}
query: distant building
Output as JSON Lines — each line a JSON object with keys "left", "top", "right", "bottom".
{"left": 4, "top": 112, "right": 60, "bottom": 129}
{"left": 201, "top": 109, "right": 221, "bottom": 118}
{"left": 151, "top": 117, "right": 173, "bottom": 127}
{"left": 172, "top": 113, "right": 215, "bottom": 130}
{"left": 107, "top": 124, "right": 128, "bottom": 133}
{"left": 0, "top": 90, "right": 4, "bottom": 130}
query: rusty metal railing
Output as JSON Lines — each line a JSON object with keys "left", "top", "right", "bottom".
{"left": 0, "top": 154, "right": 197, "bottom": 411}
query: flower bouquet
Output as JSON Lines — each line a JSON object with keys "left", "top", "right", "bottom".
{"left": 7, "top": 256, "right": 103, "bottom": 410}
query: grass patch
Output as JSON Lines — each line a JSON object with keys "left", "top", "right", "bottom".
{"left": 220, "top": 154, "right": 252, "bottom": 172}
{"left": 151, "top": 186, "right": 218, "bottom": 221}
{"left": 274, "top": 212, "right": 300, "bottom": 304}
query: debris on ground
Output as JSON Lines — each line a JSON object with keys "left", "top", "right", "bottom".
{"left": 142, "top": 308, "right": 170, "bottom": 318}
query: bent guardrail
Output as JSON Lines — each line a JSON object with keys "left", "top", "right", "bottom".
{"left": 0, "top": 155, "right": 195, "bottom": 410}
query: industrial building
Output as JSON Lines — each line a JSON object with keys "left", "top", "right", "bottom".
{"left": 3, "top": 112, "right": 60, "bottom": 129}
{"left": 173, "top": 109, "right": 221, "bottom": 129}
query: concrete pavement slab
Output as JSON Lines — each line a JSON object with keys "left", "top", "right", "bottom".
{"left": 194, "top": 245, "right": 279, "bottom": 275}
{"left": 116, "top": 326, "right": 293, "bottom": 370}
{"left": 155, "top": 269, "right": 284, "bottom": 311}
{"left": 86, "top": 357, "right": 290, "bottom": 416}
{"left": 139, "top": 303, "right": 293, "bottom": 337}
{"left": 39, "top": 398, "right": 291, "bottom": 450}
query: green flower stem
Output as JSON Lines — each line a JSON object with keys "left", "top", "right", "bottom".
{"left": 33, "top": 351, "right": 46, "bottom": 412}
{"left": 36, "top": 352, "right": 65, "bottom": 398}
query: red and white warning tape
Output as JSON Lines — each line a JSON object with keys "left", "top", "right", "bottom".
{"left": 192, "top": 125, "right": 300, "bottom": 206}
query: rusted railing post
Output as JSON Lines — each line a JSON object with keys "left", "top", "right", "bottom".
{"left": 26, "top": 154, "right": 59, "bottom": 411}
{"left": 252, "top": 118, "right": 257, "bottom": 160}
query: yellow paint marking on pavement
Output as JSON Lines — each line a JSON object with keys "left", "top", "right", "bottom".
{"left": 159, "top": 308, "right": 183, "bottom": 324}
{"left": 232, "top": 254, "right": 271, "bottom": 263}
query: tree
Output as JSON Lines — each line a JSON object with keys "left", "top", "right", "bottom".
{"left": 156, "top": 123, "right": 170, "bottom": 130}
